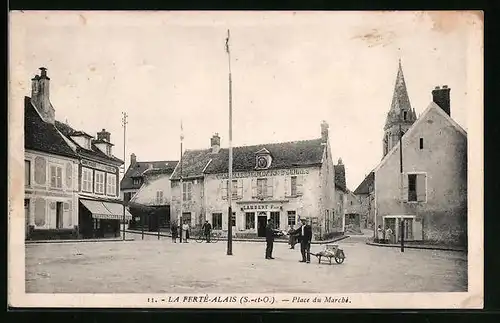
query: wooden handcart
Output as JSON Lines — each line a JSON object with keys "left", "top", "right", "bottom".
{"left": 309, "top": 244, "right": 346, "bottom": 265}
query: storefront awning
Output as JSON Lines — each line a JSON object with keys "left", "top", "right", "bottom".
{"left": 80, "top": 200, "right": 132, "bottom": 221}
{"left": 103, "top": 202, "right": 133, "bottom": 220}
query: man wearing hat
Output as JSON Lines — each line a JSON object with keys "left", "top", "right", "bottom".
{"left": 293, "top": 217, "right": 312, "bottom": 263}
{"left": 265, "top": 218, "right": 278, "bottom": 259}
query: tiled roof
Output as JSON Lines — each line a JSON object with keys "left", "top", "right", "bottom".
{"left": 353, "top": 171, "right": 375, "bottom": 195}
{"left": 24, "top": 97, "right": 78, "bottom": 159}
{"left": 171, "top": 138, "right": 325, "bottom": 180}
{"left": 55, "top": 120, "right": 123, "bottom": 165}
{"left": 120, "top": 160, "right": 178, "bottom": 190}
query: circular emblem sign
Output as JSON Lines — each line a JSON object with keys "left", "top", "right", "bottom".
{"left": 257, "top": 156, "right": 268, "bottom": 168}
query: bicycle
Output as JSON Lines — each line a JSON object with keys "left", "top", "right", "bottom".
{"left": 195, "top": 231, "right": 220, "bottom": 243}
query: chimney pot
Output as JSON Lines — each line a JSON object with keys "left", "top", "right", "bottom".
{"left": 432, "top": 86, "right": 451, "bottom": 116}
{"left": 211, "top": 133, "right": 221, "bottom": 153}
{"left": 435, "top": 86, "right": 440, "bottom": 90}
{"left": 130, "top": 153, "right": 137, "bottom": 165}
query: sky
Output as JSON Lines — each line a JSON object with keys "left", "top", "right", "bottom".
{"left": 11, "top": 11, "right": 478, "bottom": 190}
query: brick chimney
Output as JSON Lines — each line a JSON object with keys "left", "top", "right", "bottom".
{"left": 130, "top": 153, "right": 137, "bottom": 166}
{"left": 97, "top": 128, "right": 111, "bottom": 142}
{"left": 30, "top": 67, "right": 55, "bottom": 124}
{"left": 321, "top": 120, "right": 329, "bottom": 143}
{"left": 334, "top": 158, "right": 346, "bottom": 190}
{"left": 432, "top": 85, "right": 451, "bottom": 116}
{"left": 211, "top": 133, "right": 221, "bottom": 154}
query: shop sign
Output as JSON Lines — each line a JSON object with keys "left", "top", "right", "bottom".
{"left": 81, "top": 159, "right": 116, "bottom": 173}
{"left": 241, "top": 204, "right": 281, "bottom": 211}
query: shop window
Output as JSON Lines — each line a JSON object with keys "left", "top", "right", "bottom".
{"left": 245, "top": 212, "right": 255, "bottom": 229}
{"left": 212, "top": 213, "right": 222, "bottom": 230}
{"left": 270, "top": 211, "right": 280, "bottom": 229}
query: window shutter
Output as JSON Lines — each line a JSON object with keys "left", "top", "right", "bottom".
{"left": 267, "top": 178, "right": 273, "bottom": 198}
{"left": 221, "top": 180, "right": 228, "bottom": 200}
{"left": 296, "top": 176, "right": 304, "bottom": 196}
{"left": 416, "top": 174, "right": 426, "bottom": 202}
{"left": 284, "top": 177, "right": 289, "bottom": 197}
{"left": 238, "top": 180, "right": 243, "bottom": 198}
{"left": 402, "top": 174, "right": 409, "bottom": 202}
{"left": 50, "top": 166, "right": 56, "bottom": 187}
{"left": 251, "top": 178, "right": 257, "bottom": 198}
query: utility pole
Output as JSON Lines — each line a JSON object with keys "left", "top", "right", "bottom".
{"left": 180, "top": 120, "right": 184, "bottom": 243}
{"left": 121, "top": 112, "right": 128, "bottom": 241}
{"left": 225, "top": 29, "right": 233, "bottom": 256}
{"left": 398, "top": 58, "right": 405, "bottom": 253}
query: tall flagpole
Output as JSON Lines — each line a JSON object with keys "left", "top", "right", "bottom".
{"left": 180, "top": 120, "right": 184, "bottom": 243}
{"left": 398, "top": 58, "right": 405, "bottom": 253}
{"left": 226, "top": 29, "right": 233, "bottom": 256}
{"left": 121, "top": 112, "right": 128, "bottom": 241}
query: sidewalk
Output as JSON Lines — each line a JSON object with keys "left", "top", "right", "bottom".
{"left": 366, "top": 240, "right": 466, "bottom": 252}
{"left": 123, "top": 229, "right": 350, "bottom": 245}
{"left": 25, "top": 237, "right": 135, "bottom": 244}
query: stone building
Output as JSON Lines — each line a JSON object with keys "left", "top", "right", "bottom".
{"left": 170, "top": 122, "right": 342, "bottom": 239}
{"left": 24, "top": 69, "right": 80, "bottom": 240}
{"left": 353, "top": 171, "right": 375, "bottom": 229}
{"left": 25, "top": 67, "right": 132, "bottom": 239}
{"left": 355, "top": 61, "right": 467, "bottom": 246}
{"left": 125, "top": 159, "right": 178, "bottom": 231}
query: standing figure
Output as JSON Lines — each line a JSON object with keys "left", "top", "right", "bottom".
{"left": 287, "top": 225, "right": 297, "bottom": 249}
{"left": 385, "top": 226, "right": 393, "bottom": 244}
{"left": 182, "top": 221, "right": 189, "bottom": 243}
{"left": 171, "top": 221, "right": 178, "bottom": 243}
{"left": 202, "top": 220, "right": 212, "bottom": 243}
{"left": 265, "top": 219, "right": 278, "bottom": 259}
{"left": 376, "top": 225, "right": 384, "bottom": 243}
{"left": 293, "top": 218, "right": 312, "bottom": 263}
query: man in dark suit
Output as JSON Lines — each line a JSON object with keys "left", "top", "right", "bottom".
{"left": 265, "top": 219, "right": 277, "bottom": 259}
{"left": 294, "top": 218, "right": 312, "bottom": 263}
{"left": 202, "top": 220, "right": 212, "bottom": 243}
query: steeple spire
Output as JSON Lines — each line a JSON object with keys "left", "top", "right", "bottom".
{"left": 384, "top": 60, "right": 412, "bottom": 130}
{"left": 382, "top": 60, "right": 417, "bottom": 157}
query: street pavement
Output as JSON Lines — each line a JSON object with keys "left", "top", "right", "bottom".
{"left": 25, "top": 233, "right": 467, "bottom": 293}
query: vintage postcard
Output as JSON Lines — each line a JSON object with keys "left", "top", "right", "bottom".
{"left": 8, "top": 11, "right": 483, "bottom": 309}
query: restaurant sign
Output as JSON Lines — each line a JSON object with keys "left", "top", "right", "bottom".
{"left": 241, "top": 204, "right": 281, "bottom": 211}
{"left": 216, "top": 168, "right": 309, "bottom": 180}
{"left": 81, "top": 159, "right": 116, "bottom": 173}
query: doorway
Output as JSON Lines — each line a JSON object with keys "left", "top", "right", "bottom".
{"left": 56, "top": 202, "right": 64, "bottom": 229}
{"left": 257, "top": 212, "right": 267, "bottom": 237}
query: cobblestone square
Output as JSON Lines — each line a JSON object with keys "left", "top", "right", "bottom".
{"left": 25, "top": 234, "right": 467, "bottom": 293}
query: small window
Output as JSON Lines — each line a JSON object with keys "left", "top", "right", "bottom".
{"left": 245, "top": 212, "right": 255, "bottom": 229}
{"left": 183, "top": 182, "right": 193, "bottom": 201}
{"left": 403, "top": 111, "right": 407, "bottom": 121}
{"left": 106, "top": 173, "right": 117, "bottom": 196}
{"left": 290, "top": 176, "right": 297, "bottom": 196}
{"left": 287, "top": 211, "right": 296, "bottom": 226}
{"left": 419, "top": 138, "right": 424, "bottom": 149}
{"left": 95, "top": 171, "right": 105, "bottom": 194}
{"left": 156, "top": 190, "right": 164, "bottom": 204}
{"left": 25, "top": 160, "right": 31, "bottom": 186}
{"left": 212, "top": 213, "right": 223, "bottom": 230}
{"left": 133, "top": 178, "right": 141, "bottom": 186}
{"left": 256, "top": 178, "right": 267, "bottom": 197}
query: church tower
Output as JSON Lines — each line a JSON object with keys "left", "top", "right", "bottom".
{"left": 382, "top": 60, "right": 417, "bottom": 157}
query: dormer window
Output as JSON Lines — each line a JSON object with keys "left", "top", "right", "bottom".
{"left": 255, "top": 148, "right": 272, "bottom": 170}
{"left": 106, "top": 145, "right": 112, "bottom": 156}
{"left": 133, "top": 178, "right": 141, "bottom": 186}
{"left": 84, "top": 138, "right": 91, "bottom": 150}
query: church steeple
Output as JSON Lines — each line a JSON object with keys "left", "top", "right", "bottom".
{"left": 382, "top": 60, "right": 416, "bottom": 157}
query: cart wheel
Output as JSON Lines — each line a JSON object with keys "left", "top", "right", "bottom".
{"left": 195, "top": 235, "right": 204, "bottom": 243}
{"left": 335, "top": 250, "right": 345, "bottom": 264}
{"left": 210, "top": 233, "right": 219, "bottom": 243}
